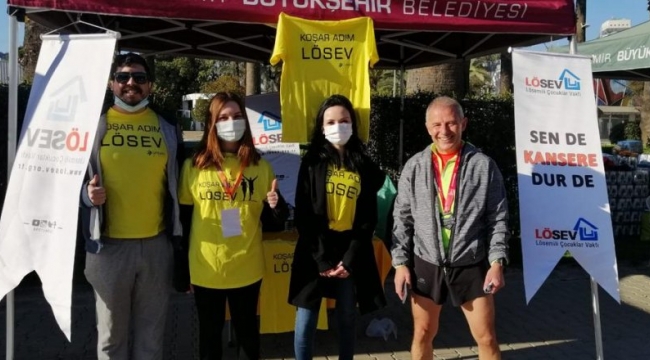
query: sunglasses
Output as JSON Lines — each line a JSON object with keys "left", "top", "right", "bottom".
{"left": 113, "top": 72, "right": 148, "bottom": 85}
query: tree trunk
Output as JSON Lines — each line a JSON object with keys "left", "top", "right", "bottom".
{"left": 246, "top": 62, "right": 261, "bottom": 95}
{"left": 406, "top": 61, "right": 467, "bottom": 98}
{"left": 576, "top": 0, "right": 587, "bottom": 42}
{"left": 20, "top": 18, "right": 47, "bottom": 84}
{"left": 499, "top": 51, "right": 513, "bottom": 95}
{"left": 641, "top": 83, "right": 650, "bottom": 146}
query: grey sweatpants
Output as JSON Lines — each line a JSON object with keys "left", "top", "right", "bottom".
{"left": 85, "top": 232, "right": 173, "bottom": 360}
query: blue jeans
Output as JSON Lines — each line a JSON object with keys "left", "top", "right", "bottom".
{"left": 294, "top": 277, "right": 357, "bottom": 360}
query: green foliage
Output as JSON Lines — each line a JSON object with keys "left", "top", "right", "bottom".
{"left": 608, "top": 120, "right": 641, "bottom": 144}
{"left": 200, "top": 75, "right": 245, "bottom": 97}
{"left": 624, "top": 120, "right": 641, "bottom": 140}
{"left": 609, "top": 122, "right": 625, "bottom": 144}
{"left": 192, "top": 99, "right": 210, "bottom": 123}
{"left": 469, "top": 55, "right": 499, "bottom": 95}
{"left": 151, "top": 56, "right": 216, "bottom": 115}
{"left": 370, "top": 69, "right": 395, "bottom": 96}
{"left": 179, "top": 116, "right": 193, "bottom": 131}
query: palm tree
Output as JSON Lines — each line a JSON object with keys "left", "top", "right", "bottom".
{"left": 499, "top": 50, "right": 513, "bottom": 94}
{"left": 19, "top": 18, "right": 47, "bottom": 84}
{"left": 406, "top": 61, "right": 468, "bottom": 98}
{"left": 469, "top": 55, "right": 499, "bottom": 95}
{"left": 642, "top": 84, "right": 650, "bottom": 146}
{"left": 576, "top": 0, "right": 587, "bottom": 43}
{"left": 246, "top": 62, "right": 261, "bottom": 95}
{"left": 369, "top": 69, "right": 394, "bottom": 96}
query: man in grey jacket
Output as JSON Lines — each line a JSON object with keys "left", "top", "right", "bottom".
{"left": 391, "top": 96, "right": 510, "bottom": 360}
{"left": 81, "top": 53, "right": 183, "bottom": 360}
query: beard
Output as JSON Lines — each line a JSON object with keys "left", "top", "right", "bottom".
{"left": 117, "top": 86, "right": 144, "bottom": 106}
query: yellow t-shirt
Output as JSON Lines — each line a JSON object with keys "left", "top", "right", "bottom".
{"left": 326, "top": 165, "right": 361, "bottom": 231}
{"left": 178, "top": 155, "right": 276, "bottom": 289}
{"left": 259, "top": 239, "right": 329, "bottom": 334}
{"left": 431, "top": 145, "right": 459, "bottom": 253}
{"left": 270, "top": 13, "right": 378, "bottom": 143}
{"left": 100, "top": 108, "right": 168, "bottom": 238}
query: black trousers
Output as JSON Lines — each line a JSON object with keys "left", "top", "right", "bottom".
{"left": 193, "top": 281, "right": 262, "bottom": 360}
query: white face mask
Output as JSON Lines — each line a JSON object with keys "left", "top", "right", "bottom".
{"left": 216, "top": 119, "right": 247, "bottom": 142}
{"left": 114, "top": 96, "right": 149, "bottom": 113}
{"left": 324, "top": 123, "right": 353, "bottom": 146}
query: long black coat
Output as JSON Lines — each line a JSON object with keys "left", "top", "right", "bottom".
{"left": 288, "top": 154, "right": 387, "bottom": 314}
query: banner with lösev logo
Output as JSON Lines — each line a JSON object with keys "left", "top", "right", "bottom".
{"left": 245, "top": 93, "right": 300, "bottom": 206}
{"left": 0, "top": 34, "right": 117, "bottom": 339}
{"left": 512, "top": 49, "right": 620, "bottom": 303}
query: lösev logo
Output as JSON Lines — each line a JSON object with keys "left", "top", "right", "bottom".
{"left": 534, "top": 218, "right": 600, "bottom": 249}
{"left": 535, "top": 217, "right": 598, "bottom": 241}
{"left": 47, "top": 76, "right": 87, "bottom": 122}
{"left": 524, "top": 69, "right": 581, "bottom": 96}
{"left": 258, "top": 111, "right": 281, "bottom": 132}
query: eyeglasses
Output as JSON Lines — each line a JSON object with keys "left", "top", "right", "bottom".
{"left": 113, "top": 72, "right": 148, "bottom": 85}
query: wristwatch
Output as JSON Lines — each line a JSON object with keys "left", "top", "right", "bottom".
{"left": 490, "top": 258, "right": 506, "bottom": 268}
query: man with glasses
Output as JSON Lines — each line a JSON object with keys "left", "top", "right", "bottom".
{"left": 79, "top": 52, "right": 184, "bottom": 360}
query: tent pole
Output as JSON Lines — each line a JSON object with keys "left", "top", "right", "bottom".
{"left": 6, "top": 8, "right": 19, "bottom": 360}
{"left": 570, "top": 33, "right": 605, "bottom": 360}
{"left": 398, "top": 46, "right": 405, "bottom": 170}
{"left": 569, "top": 35, "right": 577, "bottom": 55}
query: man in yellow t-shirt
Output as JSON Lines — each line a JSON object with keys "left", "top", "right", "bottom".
{"left": 270, "top": 12, "right": 378, "bottom": 143}
{"left": 80, "top": 53, "right": 184, "bottom": 360}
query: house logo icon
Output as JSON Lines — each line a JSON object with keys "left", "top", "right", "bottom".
{"left": 258, "top": 111, "right": 282, "bottom": 131}
{"left": 573, "top": 218, "right": 598, "bottom": 241}
{"left": 559, "top": 69, "right": 580, "bottom": 91}
{"left": 47, "top": 76, "right": 87, "bottom": 122}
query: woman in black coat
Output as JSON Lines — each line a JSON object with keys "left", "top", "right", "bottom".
{"left": 288, "top": 95, "right": 387, "bottom": 360}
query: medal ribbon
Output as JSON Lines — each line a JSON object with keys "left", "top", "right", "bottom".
{"left": 431, "top": 149, "right": 462, "bottom": 214}
{"left": 217, "top": 162, "right": 247, "bottom": 201}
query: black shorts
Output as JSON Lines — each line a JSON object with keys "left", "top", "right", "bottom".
{"left": 411, "top": 256, "right": 488, "bottom": 307}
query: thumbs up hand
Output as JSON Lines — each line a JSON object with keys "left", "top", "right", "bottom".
{"left": 88, "top": 174, "right": 106, "bottom": 206}
{"left": 266, "top": 179, "right": 278, "bottom": 209}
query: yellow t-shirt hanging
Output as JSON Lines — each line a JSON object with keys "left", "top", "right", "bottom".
{"left": 270, "top": 12, "right": 379, "bottom": 143}
{"left": 326, "top": 165, "right": 361, "bottom": 231}
{"left": 178, "top": 155, "right": 276, "bottom": 289}
{"left": 100, "top": 108, "right": 168, "bottom": 238}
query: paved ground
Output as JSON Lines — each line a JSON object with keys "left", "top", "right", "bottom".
{"left": 1, "top": 260, "right": 650, "bottom": 360}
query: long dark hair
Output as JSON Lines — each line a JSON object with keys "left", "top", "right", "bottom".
{"left": 305, "top": 94, "right": 366, "bottom": 172}
{"left": 192, "top": 92, "right": 260, "bottom": 169}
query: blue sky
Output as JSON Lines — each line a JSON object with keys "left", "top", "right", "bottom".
{"left": 1, "top": 0, "right": 649, "bottom": 53}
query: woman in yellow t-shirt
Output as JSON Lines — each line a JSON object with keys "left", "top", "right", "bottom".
{"left": 177, "top": 92, "right": 287, "bottom": 360}
{"left": 288, "top": 95, "right": 387, "bottom": 360}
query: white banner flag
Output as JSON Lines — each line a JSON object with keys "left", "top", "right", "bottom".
{"left": 512, "top": 49, "right": 620, "bottom": 304}
{"left": 0, "top": 34, "right": 117, "bottom": 339}
{"left": 246, "top": 93, "right": 301, "bottom": 206}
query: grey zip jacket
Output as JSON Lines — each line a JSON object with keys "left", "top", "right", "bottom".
{"left": 391, "top": 143, "right": 510, "bottom": 267}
